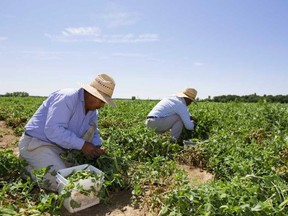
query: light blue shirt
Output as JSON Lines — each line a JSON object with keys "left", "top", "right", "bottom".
{"left": 25, "top": 88, "right": 102, "bottom": 150}
{"left": 147, "top": 95, "right": 195, "bottom": 130}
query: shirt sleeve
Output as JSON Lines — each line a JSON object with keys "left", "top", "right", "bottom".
{"left": 44, "top": 94, "right": 85, "bottom": 150}
{"left": 92, "top": 128, "right": 102, "bottom": 146}
{"left": 91, "top": 113, "right": 102, "bottom": 146}
{"left": 175, "top": 104, "right": 195, "bottom": 130}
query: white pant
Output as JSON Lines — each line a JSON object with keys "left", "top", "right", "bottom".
{"left": 18, "top": 123, "right": 96, "bottom": 191}
{"left": 145, "top": 114, "right": 184, "bottom": 139}
{"left": 19, "top": 134, "right": 66, "bottom": 191}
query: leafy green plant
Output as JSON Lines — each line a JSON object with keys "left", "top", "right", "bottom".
{"left": 1, "top": 98, "right": 288, "bottom": 215}
{"left": 0, "top": 149, "right": 27, "bottom": 181}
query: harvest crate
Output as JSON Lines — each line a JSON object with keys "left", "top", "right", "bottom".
{"left": 183, "top": 140, "right": 197, "bottom": 149}
{"left": 56, "top": 164, "right": 104, "bottom": 213}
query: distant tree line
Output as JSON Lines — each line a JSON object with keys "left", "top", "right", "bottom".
{"left": 203, "top": 94, "right": 288, "bottom": 103}
{"left": 1, "top": 92, "right": 288, "bottom": 103}
{"left": 1, "top": 92, "right": 29, "bottom": 97}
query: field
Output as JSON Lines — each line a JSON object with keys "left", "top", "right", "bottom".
{"left": 1, "top": 97, "right": 288, "bottom": 215}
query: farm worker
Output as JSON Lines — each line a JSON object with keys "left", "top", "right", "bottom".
{"left": 18, "top": 74, "right": 116, "bottom": 191}
{"left": 145, "top": 88, "right": 198, "bottom": 142}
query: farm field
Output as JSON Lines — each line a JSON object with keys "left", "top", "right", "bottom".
{"left": 1, "top": 96, "right": 288, "bottom": 215}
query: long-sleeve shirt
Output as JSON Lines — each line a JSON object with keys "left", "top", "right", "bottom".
{"left": 147, "top": 95, "right": 195, "bottom": 130}
{"left": 25, "top": 88, "right": 102, "bottom": 150}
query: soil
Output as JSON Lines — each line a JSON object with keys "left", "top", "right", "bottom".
{"left": 60, "top": 190, "right": 146, "bottom": 216}
{"left": 0, "top": 121, "right": 20, "bottom": 155}
{"left": 176, "top": 164, "right": 213, "bottom": 186}
{"left": 0, "top": 121, "right": 213, "bottom": 216}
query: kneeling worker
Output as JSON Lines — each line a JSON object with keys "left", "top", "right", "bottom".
{"left": 19, "top": 74, "right": 116, "bottom": 191}
{"left": 145, "top": 88, "right": 198, "bottom": 142}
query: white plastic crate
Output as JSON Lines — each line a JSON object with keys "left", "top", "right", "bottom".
{"left": 183, "top": 140, "right": 197, "bottom": 149}
{"left": 56, "top": 164, "right": 104, "bottom": 213}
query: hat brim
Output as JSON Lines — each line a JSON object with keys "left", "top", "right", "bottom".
{"left": 80, "top": 84, "right": 115, "bottom": 107}
{"left": 176, "top": 92, "right": 197, "bottom": 104}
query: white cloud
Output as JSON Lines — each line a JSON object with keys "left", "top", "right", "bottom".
{"left": 99, "top": 12, "right": 139, "bottom": 27}
{"left": 62, "top": 27, "right": 101, "bottom": 36}
{"left": 100, "top": 33, "right": 159, "bottom": 43}
{"left": 46, "top": 27, "right": 159, "bottom": 43}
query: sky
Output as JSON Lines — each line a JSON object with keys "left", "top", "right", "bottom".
{"left": 0, "top": 0, "right": 287, "bottom": 99}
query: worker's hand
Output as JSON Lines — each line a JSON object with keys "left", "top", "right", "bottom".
{"left": 190, "top": 116, "right": 198, "bottom": 124}
{"left": 81, "top": 141, "right": 106, "bottom": 159}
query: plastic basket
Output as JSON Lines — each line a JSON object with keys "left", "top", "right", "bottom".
{"left": 56, "top": 164, "right": 104, "bottom": 213}
{"left": 183, "top": 140, "right": 197, "bottom": 149}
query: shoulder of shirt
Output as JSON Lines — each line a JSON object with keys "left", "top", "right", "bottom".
{"left": 173, "top": 96, "right": 187, "bottom": 107}
{"left": 166, "top": 95, "right": 184, "bottom": 102}
{"left": 165, "top": 95, "right": 177, "bottom": 100}
{"left": 54, "top": 88, "right": 79, "bottom": 96}
{"left": 49, "top": 88, "right": 80, "bottom": 99}
{"left": 49, "top": 88, "right": 82, "bottom": 103}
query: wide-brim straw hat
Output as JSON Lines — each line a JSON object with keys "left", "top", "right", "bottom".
{"left": 176, "top": 88, "right": 197, "bottom": 103}
{"left": 80, "top": 74, "right": 116, "bottom": 107}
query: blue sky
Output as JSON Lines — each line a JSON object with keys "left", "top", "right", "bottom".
{"left": 0, "top": 0, "right": 287, "bottom": 99}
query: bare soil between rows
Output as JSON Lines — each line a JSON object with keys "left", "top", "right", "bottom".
{"left": 0, "top": 121, "right": 213, "bottom": 216}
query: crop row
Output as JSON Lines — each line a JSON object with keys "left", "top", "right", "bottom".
{"left": 1, "top": 97, "right": 288, "bottom": 215}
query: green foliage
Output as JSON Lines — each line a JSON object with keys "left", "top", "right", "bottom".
{"left": 161, "top": 174, "right": 288, "bottom": 215}
{"left": 0, "top": 151, "right": 64, "bottom": 215}
{"left": 0, "top": 97, "right": 45, "bottom": 135}
{"left": 211, "top": 94, "right": 288, "bottom": 103}
{"left": 1, "top": 97, "right": 288, "bottom": 215}
{"left": 3, "top": 92, "right": 29, "bottom": 97}
{"left": 0, "top": 149, "right": 27, "bottom": 180}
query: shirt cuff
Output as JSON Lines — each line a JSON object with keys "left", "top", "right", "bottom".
{"left": 71, "top": 138, "right": 85, "bottom": 150}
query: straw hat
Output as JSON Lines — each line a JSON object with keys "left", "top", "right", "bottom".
{"left": 176, "top": 88, "right": 197, "bottom": 103}
{"left": 81, "top": 74, "right": 116, "bottom": 107}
